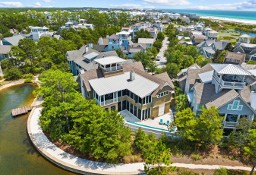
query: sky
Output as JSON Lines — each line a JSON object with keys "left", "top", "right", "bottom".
{"left": 0, "top": 0, "right": 256, "bottom": 10}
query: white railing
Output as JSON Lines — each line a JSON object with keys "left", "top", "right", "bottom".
{"left": 213, "top": 74, "right": 245, "bottom": 89}
{"left": 222, "top": 81, "right": 245, "bottom": 88}
{"left": 223, "top": 121, "right": 238, "bottom": 128}
{"left": 103, "top": 66, "right": 122, "bottom": 72}
{"left": 97, "top": 98, "right": 118, "bottom": 106}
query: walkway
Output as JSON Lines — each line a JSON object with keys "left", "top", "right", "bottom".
{"left": 156, "top": 37, "right": 168, "bottom": 68}
{"left": 0, "top": 79, "right": 25, "bottom": 91}
{"left": 27, "top": 107, "right": 252, "bottom": 175}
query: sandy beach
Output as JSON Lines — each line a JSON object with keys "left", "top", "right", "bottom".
{"left": 201, "top": 16, "right": 256, "bottom": 25}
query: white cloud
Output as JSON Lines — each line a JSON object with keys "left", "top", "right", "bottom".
{"left": 192, "top": 0, "right": 256, "bottom": 10}
{"left": 0, "top": 1, "right": 23, "bottom": 7}
{"left": 143, "top": 0, "right": 190, "bottom": 6}
{"left": 110, "top": 3, "right": 156, "bottom": 9}
{"left": 42, "top": 0, "right": 53, "bottom": 3}
{"left": 110, "top": 3, "right": 143, "bottom": 8}
{"left": 34, "top": 2, "right": 42, "bottom": 7}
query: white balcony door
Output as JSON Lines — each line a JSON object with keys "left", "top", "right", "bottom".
{"left": 158, "top": 104, "right": 165, "bottom": 116}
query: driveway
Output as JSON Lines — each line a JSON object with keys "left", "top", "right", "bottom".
{"left": 156, "top": 37, "right": 169, "bottom": 68}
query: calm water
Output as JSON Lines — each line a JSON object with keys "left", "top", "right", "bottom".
{"left": 163, "top": 9, "right": 256, "bottom": 21}
{"left": 0, "top": 84, "right": 76, "bottom": 175}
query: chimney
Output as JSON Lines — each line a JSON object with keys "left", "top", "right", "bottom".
{"left": 85, "top": 45, "right": 89, "bottom": 53}
{"left": 250, "top": 91, "right": 256, "bottom": 110}
{"left": 130, "top": 71, "right": 135, "bottom": 81}
{"left": 88, "top": 43, "right": 93, "bottom": 48}
{"left": 98, "top": 37, "right": 103, "bottom": 45}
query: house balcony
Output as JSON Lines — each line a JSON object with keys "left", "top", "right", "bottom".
{"left": 103, "top": 66, "right": 122, "bottom": 72}
{"left": 213, "top": 74, "right": 245, "bottom": 90}
{"left": 223, "top": 121, "right": 238, "bottom": 128}
{"left": 97, "top": 98, "right": 118, "bottom": 106}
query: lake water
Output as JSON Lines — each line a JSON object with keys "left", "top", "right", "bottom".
{"left": 0, "top": 84, "right": 77, "bottom": 175}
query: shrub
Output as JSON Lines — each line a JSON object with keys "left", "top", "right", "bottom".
{"left": 23, "top": 74, "right": 34, "bottom": 83}
{"left": 191, "top": 153, "right": 202, "bottom": 162}
{"left": 4, "top": 67, "right": 22, "bottom": 80}
{"left": 214, "top": 168, "right": 228, "bottom": 175}
{"left": 123, "top": 155, "right": 143, "bottom": 163}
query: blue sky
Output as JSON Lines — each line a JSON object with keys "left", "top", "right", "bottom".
{"left": 0, "top": 0, "right": 256, "bottom": 10}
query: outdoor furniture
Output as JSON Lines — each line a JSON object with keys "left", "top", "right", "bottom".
{"left": 165, "top": 120, "right": 170, "bottom": 126}
{"left": 159, "top": 118, "right": 163, "bottom": 125}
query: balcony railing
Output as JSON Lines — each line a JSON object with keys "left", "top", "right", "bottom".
{"left": 213, "top": 74, "right": 245, "bottom": 89}
{"left": 223, "top": 121, "right": 238, "bottom": 128}
{"left": 222, "top": 81, "right": 245, "bottom": 88}
{"left": 103, "top": 66, "right": 122, "bottom": 72}
{"left": 97, "top": 98, "right": 118, "bottom": 106}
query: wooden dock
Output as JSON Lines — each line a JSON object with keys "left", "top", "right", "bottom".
{"left": 11, "top": 106, "right": 32, "bottom": 117}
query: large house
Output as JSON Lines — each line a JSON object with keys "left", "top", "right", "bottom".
{"left": 138, "top": 38, "right": 155, "bottom": 49}
{"left": 233, "top": 43, "right": 256, "bottom": 61}
{"left": 1, "top": 34, "right": 25, "bottom": 46}
{"left": 66, "top": 45, "right": 118, "bottom": 76}
{"left": 29, "top": 26, "right": 53, "bottom": 41}
{"left": 0, "top": 45, "right": 11, "bottom": 61}
{"left": 61, "top": 20, "right": 94, "bottom": 31}
{"left": 197, "top": 40, "right": 230, "bottom": 59}
{"left": 79, "top": 56, "right": 175, "bottom": 120}
{"left": 178, "top": 63, "right": 256, "bottom": 135}
{"left": 224, "top": 52, "right": 246, "bottom": 65}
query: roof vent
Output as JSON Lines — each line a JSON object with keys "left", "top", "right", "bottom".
{"left": 130, "top": 71, "right": 135, "bottom": 81}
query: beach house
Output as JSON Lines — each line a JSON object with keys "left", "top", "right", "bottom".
{"left": 79, "top": 56, "right": 175, "bottom": 120}
{"left": 66, "top": 45, "right": 118, "bottom": 76}
{"left": 177, "top": 63, "right": 256, "bottom": 135}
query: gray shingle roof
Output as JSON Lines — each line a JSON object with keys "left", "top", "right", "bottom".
{"left": 225, "top": 52, "right": 246, "bottom": 63}
{"left": 3, "top": 34, "right": 25, "bottom": 46}
{"left": 205, "top": 89, "right": 239, "bottom": 108}
{"left": 0, "top": 45, "right": 11, "bottom": 54}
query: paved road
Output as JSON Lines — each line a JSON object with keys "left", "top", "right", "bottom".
{"left": 156, "top": 37, "right": 169, "bottom": 68}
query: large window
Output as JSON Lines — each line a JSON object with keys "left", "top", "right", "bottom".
{"left": 157, "top": 91, "right": 169, "bottom": 98}
{"left": 226, "top": 114, "right": 238, "bottom": 122}
{"left": 227, "top": 100, "right": 243, "bottom": 111}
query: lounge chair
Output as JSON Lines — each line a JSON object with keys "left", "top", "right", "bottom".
{"left": 159, "top": 118, "right": 163, "bottom": 125}
{"left": 165, "top": 120, "right": 170, "bottom": 126}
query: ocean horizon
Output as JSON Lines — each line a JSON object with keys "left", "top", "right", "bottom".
{"left": 162, "top": 9, "right": 256, "bottom": 22}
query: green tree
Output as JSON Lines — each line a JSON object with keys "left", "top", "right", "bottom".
{"left": 228, "top": 117, "right": 252, "bottom": 156}
{"left": 166, "top": 63, "right": 179, "bottom": 78}
{"left": 174, "top": 107, "right": 223, "bottom": 148}
{"left": 135, "top": 29, "right": 151, "bottom": 42}
{"left": 196, "top": 107, "right": 223, "bottom": 147}
{"left": 153, "top": 40, "right": 163, "bottom": 52}
{"left": 251, "top": 37, "right": 256, "bottom": 44}
{"left": 175, "top": 94, "right": 188, "bottom": 112}
{"left": 174, "top": 108, "right": 197, "bottom": 142}
{"left": 157, "top": 32, "right": 165, "bottom": 41}
{"left": 4, "top": 67, "right": 22, "bottom": 80}
{"left": 213, "top": 168, "right": 228, "bottom": 175}
{"left": 244, "top": 129, "right": 256, "bottom": 175}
